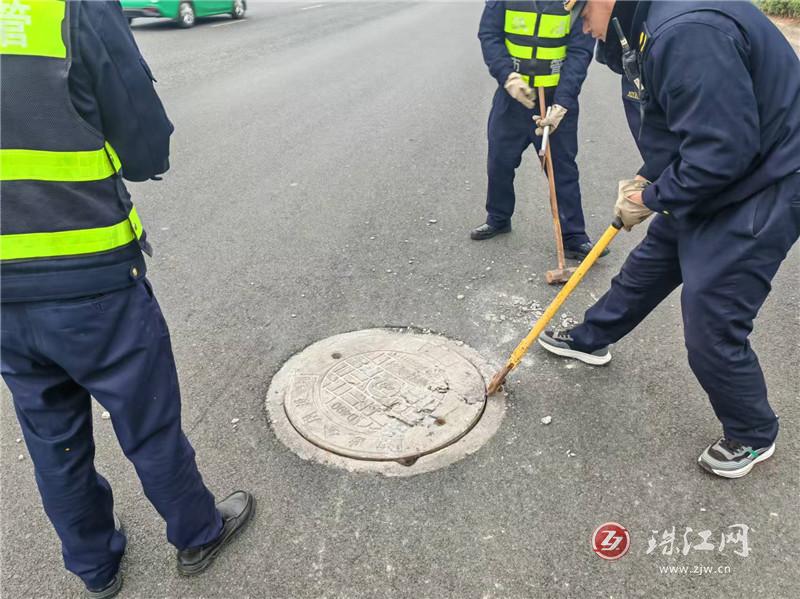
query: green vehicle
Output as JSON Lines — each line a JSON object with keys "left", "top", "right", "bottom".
{"left": 122, "top": 0, "right": 246, "bottom": 28}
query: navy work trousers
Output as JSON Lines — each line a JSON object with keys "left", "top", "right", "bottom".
{"left": 486, "top": 89, "right": 589, "bottom": 247}
{"left": 1, "top": 279, "right": 222, "bottom": 589}
{"left": 570, "top": 173, "right": 800, "bottom": 447}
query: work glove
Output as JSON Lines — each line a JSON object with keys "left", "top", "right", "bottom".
{"left": 614, "top": 178, "right": 653, "bottom": 231}
{"left": 534, "top": 104, "right": 568, "bottom": 136}
{"left": 504, "top": 72, "right": 535, "bottom": 109}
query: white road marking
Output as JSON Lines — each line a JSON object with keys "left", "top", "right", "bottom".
{"left": 211, "top": 19, "right": 247, "bottom": 28}
{"left": 301, "top": 4, "right": 325, "bottom": 11}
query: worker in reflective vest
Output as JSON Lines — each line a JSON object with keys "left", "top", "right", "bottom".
{"left": 472, "top": 1, "right": 605, "bottom": 261}
{"left": 0, "top": 1, "right": 253, "bottom": 596}
{"left": 539, "top": 0, "right": 800, "bottom": 479}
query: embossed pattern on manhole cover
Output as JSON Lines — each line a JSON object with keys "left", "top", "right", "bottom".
{"left": 280, "top": 330, "right": 486, "bottom": 461}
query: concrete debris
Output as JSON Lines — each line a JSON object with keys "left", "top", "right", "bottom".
{"left": 17, "top": 455, "right": 24, "bottom": 461}
{"left": 15, "top": 438, "right": 21, "bottom": 444}
{"left": 428, "top": 219, "right": 437, "bottom": 224}
{"left": 231, "top": 418, "right": 240, "bottom": 425}
{"left": 559, "top": 314, "right": 578, "bottom": 328}
{"left": 101, "top": 411, "right": 111, "bottom": 420}
{"left": 456, "top": 294, "right": 465, "bottom": 300}
{"left": 540, "top": 416, "right": 552, "bottom": 425}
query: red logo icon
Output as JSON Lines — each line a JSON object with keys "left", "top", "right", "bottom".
{"left": 592, "top": 522, "right": 631, "bottom": 560}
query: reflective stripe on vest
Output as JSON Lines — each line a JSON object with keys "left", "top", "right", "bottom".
{"left": 0, "top": 0, "right": 144, "bottom": 262}
{"left": 505, "top": 10, "right": 537, "bottom": 36}
{"left": 0, "top": 0, "right": 66, "bottom": 58}
{"left": 0, "top": 207, "right": 144, "bottom": 261}
{"left": 0, "top": 142, "right": 122, "bottom": 181}
{"left": 538, "top": 13, "right": 570, "bottom": 38}
{"left": 504, "top": 6, "right": 570, "bottom": 88}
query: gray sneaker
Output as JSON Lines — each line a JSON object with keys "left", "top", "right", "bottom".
{"left": 698, "top": 437, "right": 775, "bottom": 479}
{"left": 537, "top": 329, "right": 611, "bottom": 365}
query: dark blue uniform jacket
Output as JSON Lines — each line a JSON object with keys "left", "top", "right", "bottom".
{"left": 69, "top": 0, "right": 172, "bottom": 182}
{"left": 605, "top": 1, "right": 800, "bottom": 219}
{"left": 479, "top": 1, "right": 595, "bottom": 111}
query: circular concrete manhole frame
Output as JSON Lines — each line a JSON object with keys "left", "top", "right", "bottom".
{"left": 265, "top": 328, "right": 506, "bottom": 477}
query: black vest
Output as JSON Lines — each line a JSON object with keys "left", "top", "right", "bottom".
{"left": 1, "top": 0, "right": 149, "bottom": 301}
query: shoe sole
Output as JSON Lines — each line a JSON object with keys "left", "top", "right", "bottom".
{"left": 85, "top": 575, "right": 122, "bottom": 599}
{"left": 177, "top": 495, "right": 256, "bottom": 576}
{"left": 564, "top": 250, "right": 609, "bottom": 260}
{"left": 537, "top": 338, "right": 611, "bottom": 366}
{"left": 470, "top": 228, "right": 511, "bottom": 241}
{"left": 698, "top": 443, "right": 775, "bottom": 479}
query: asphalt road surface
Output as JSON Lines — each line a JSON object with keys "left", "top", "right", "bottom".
{"left": 2, "top": 3, "right": 799, "bottom": 598}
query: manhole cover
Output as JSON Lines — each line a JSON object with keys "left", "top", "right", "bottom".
{"left": 266, "top": 329, "right": 505, "bottom": 476}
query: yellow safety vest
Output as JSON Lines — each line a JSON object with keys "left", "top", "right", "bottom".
{"left": 0, "top": 0, "right": 145, "bottom": 262}
{"left": 504, "top": 2, "right": 571, "bottom": 88}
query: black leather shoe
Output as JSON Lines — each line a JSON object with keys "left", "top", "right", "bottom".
{"left": 564, "top": 241, "right": 609, "bottom": 261}
{"left": 176, "top": 490, "right": 255, "bottom": 576}
{"left": 85, "top": 575, "right": 122, "bottom": 599}
{"left": 470, "top": 223, "right": 512, "bottom": 240}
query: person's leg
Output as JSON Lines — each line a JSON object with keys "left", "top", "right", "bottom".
{"left": 485, "top": 93, "right": 533, "bottom": 228}
{"left": 43, "top": 280, "right": 223, "bottom": 551}
{"left": 681, "top": 176, "right": 800, "bottom": 454}
{"left": 537, "top": 106, "right": 590, "bottom": 248}
{"left": 568, "top": 216, "right": 683, "bottom": 350}
{"left": 1, "top": 302, "right": 125, "bottom": 590}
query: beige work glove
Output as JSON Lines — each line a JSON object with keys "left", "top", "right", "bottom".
{"left": 614, "top": 178, "right": 653, "bottom": 231}
{"left": 504, "top": 72, "right": 535, "bottom": 109}
{"left": 534, "top": 104, "right": 568, "bottom": 135}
